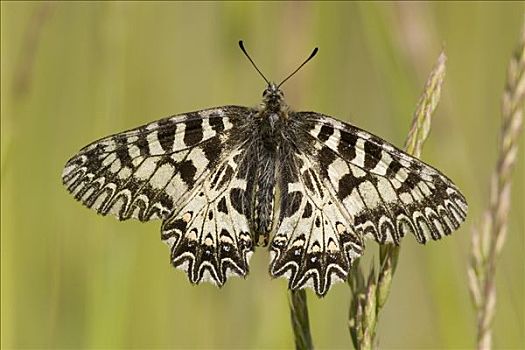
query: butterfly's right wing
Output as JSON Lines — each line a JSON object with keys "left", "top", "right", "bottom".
{"left": 295, "top": 111, "right": 468, "bottom": 245}
{"left": 270, "top": 111, "right": 467, "bottom": 297}
{"left": 270, "top": 149, "right": 364, "bottom": 296}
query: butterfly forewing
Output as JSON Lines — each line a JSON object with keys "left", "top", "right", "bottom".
{"left": 294, "top": 112, "right": 467, "bottom": 246}
{"left": 62, "top": 106, "right": 249, "bottom": 222}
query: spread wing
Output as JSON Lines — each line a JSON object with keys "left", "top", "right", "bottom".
{"left": 295, "top": 112, "right": 467, "bottom": 245}
{"left": 62, "top": 105, "right": 259, "bottom": 286}
{"left": 270, "top": 111, "right": 467, "bottom": 296}
{"left": 161, "top": 145, "right": 256, "bottom": 286}
{"left": 62, "top": 106, "right": 248, "bottom": 222}
{"left": 270, "top": 150, "right": 364, "bottom": 296}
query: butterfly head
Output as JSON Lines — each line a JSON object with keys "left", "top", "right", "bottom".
{"left": 262, "top": 83, "right": 285, "bottom": 112}
{"left": 238, "top": 40, "right": 318, "bottom": 114}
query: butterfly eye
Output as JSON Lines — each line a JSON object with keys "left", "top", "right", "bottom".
{"left": 262, "top": 90, "right": 268, "bottom": 98}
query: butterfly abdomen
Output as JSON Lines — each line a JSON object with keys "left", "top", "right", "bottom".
{"left": 250, "top": 112, "right": 282, "bottom": 246}
{"left": 252, "top": 155, "right": 276, "bottom": 246}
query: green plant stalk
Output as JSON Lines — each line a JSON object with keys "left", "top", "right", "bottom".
{"left": 289, "top": 289, "right": 313, "bottom": 350}
{"left": 468, "top": 22, "right": 525, "bottom": 350}
{"left": 348, "top": 51, "right": 447, "bottom": 350}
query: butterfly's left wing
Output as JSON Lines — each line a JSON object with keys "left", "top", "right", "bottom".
{"left": 161, "top": 144, "right": 256, "bottom": 286}
{"left": 62, "top": 106, "right": 247, "bottom": 221}
{"left": 63, "top": 105, "right": 259, "bottom": 286}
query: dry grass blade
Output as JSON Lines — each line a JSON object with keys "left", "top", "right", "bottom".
{"left": 288, "top": 290, "right": 313, "bottom": 350}
{"left": 468, "top": 21, "right": 525, "bottom": 350}
{"left": 348, "top": 50, "right": 447, "bottom": 350}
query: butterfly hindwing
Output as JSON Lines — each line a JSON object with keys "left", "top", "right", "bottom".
{"left": 62, "top": 106, "right": 249, "bottom": 222}
{"left": 161, "top": 146, "right": 255, "bottom": 286}
{"left": 270, "top": 150, "right": 364, "bottom": 296}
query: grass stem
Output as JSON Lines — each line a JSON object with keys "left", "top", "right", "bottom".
{"left": 348, "top": 50, "right": 447, "bottom": 349}
{"left": 289, "top": 289, "right": 313, "bottom": 350}
{"left": 468, "top": 21, "right": 525, "bottom": 350}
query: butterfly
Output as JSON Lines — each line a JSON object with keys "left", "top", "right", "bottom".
{"left": 62, "top": 41, "right": 467, "bottom": 296}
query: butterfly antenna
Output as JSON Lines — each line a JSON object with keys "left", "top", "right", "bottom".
{"left": 277, "top": 47, "right": 318, "bottom": 88}
{"left": 239, "top": 40, "right": 270, "bottom": 85}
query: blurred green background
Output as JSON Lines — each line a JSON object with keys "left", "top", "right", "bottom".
{"left": 1, "top": 2, "right": 524, "bottom": 349}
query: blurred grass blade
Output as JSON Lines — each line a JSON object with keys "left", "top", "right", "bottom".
{"left": 404, "top": 51, "right": 447, "bottom": 157}
{"left": 348, "top": 50, "right": 447, "bottom": 349}
{"left": 288, "top": 290, "right": 313, "bottom": 350}
{"left": 468, "top": 21, "right": 525, "bottom": 350}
